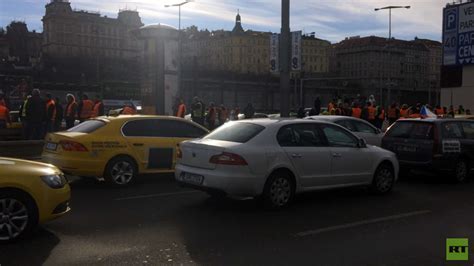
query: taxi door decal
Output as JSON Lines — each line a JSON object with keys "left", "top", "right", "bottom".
{"left": 148, "top": 148, "right": 173, "bottom": 169}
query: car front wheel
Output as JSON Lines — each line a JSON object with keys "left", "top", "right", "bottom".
{"left": 0, "top": 191, "right": 38, "bottom": 243}
{"left": 370, "top": 163, "right": 395, "bottom": 195}
{"left": 104, "top": 157, "right": 138, "bottom": 187}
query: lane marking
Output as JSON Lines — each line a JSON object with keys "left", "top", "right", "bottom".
{"left": 115, "top": 191, "right": 201, "bottom": 201}
{"left": 294, "top": 210, "right": 432, "bottom": 237}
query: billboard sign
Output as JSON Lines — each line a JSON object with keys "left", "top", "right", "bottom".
{"left": 443, "top": 2, "right": 474, "bottom": 66}
{"left": 291, "top": 31, "right": 302, "bottom": 71}
{"left": 270, "top": 34, "right": 279, "bottom": 73}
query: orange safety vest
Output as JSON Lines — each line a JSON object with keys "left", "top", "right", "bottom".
{"left": 46, "top": 99, "right": 56, "bottom": 121}
{"left": 409, "top": 113, "right": 421, "bottom": 118}
{"left": 328, "top": 103, "right": 335, "bottom": 113}
{"left": 91, "top": 101, "right": 103, "bottom": 118}
{"left": 351, "top": 108, "right": 361, "bottom": 118}
{"left": 400, "top": 109, "right": 409, "bottom": 118}
{"left": 387, "top": 107, "right": 397, "bottom": 119}
{"left": 435, "top": 108, "right": 444, "bottom": 115}
{"left": 0, "top": 105, "right": 9, "bottom": 122}
{"left": 66, "top": 101, "right": 77, "bottom": 118}
{"left": 122, "top": 106, "right": 136, "bottom": 115}
{"left": 80, "top": 99, "right": 94, "bottom": 119}
{"left": 177, "top": 103, "right": 186, "bottom": 118}
{"left": 378, "top": 109, "right": 385, "bottom": 120}
{"left": 367, "top": 106, "right": 376, "bottom": 120}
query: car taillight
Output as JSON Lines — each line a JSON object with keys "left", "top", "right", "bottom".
{"left": 209, "top": 152, "right": 248, "bottom": 166}
{"left": 60, "top": 140, "right": 88, "bottom": 152}
{"left": 176, "top": 145, "right": 182, "bottom": 159}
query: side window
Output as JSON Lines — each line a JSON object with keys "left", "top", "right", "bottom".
{"left": 171, "top": 120, "right": 208, "bottom": 138}
{"left": 122, "top": 119, "right": 156, "bottom": 137}
{"left": 277, "top": 124, "right": 325, "bottom": 147}
{"left": 335, "top": 120, "right": 357, "bottom": 132}
{"left": 462, "top": 122, "right": 474, "bottom": 140}
{"left": 353, "top": 121, "right": 377, "bottom": 134}
{"left": 321, "top": 125, "right": 358, "bottom": 148}
{"left": 442, "top": 122, "right": 464, "bottom": 139}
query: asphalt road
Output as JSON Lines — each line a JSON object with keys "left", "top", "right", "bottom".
{"left": 2, "top": 173, "right": 474, "bottom": 266}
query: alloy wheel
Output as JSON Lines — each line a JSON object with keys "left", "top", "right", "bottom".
{"left": 269, "top": 177, "right": 291, "bottom": 207}
{"left": 111, "top": 161, "right": 134, "bottom": 185}
{"left": 0, "top": 198, "right": 29, "bottom": 241}
{"left": 456, "top": 161, "right": 468, "bottom": 182}
{"left": 376, "top": 167, "right": 394, "bottom": 193}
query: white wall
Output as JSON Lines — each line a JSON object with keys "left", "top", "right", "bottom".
{"left": 441, "top": 65, "right": 474, "bottom": 111}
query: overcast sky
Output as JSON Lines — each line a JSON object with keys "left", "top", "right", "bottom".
{"left": 0, "top": 0, "right": 446, "bottom": 43}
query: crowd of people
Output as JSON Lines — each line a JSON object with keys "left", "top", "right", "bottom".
{"left": 0, "top": 89, "right": 113, "bottom": 140}
{"left": 298, "top": 96, "right": 472, "bottom": 129}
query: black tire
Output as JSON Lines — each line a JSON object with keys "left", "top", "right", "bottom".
{"left": 370, "top": 163, "right": 395, "bottom": 195}
{"left": 104, "top": 156, "right": 138, "bottom": 187}
{"left": 0, "top": 190, "right": 38, "bottom": 243}
{"left": 453, "top": 160, "right": 469, "bottom": 183}
{"left": 262, "top": 171, "right": 295, "bottom": 210}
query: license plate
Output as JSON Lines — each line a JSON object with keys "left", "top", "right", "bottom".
{"left": 45, "top": 142, "right": 58, "bottom": 151}
{"left": 181, "top": 173, "right": 204, "bottom": 185}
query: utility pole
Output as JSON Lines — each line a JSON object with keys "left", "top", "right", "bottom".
{"left": 280, "top": 0, "right": 290, "bottom": 117}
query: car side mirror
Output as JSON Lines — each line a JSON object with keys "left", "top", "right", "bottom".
{"left": 358, "top": 138, "right": 367, "bottom": 148}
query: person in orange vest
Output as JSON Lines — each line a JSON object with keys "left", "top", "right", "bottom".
{"left": 367, "top": 102, "right": 376, "bottom": 126}
{"left": 54, "top": 97, "right": 63, "bottom": 132}
{"left": 328, "top": 100, "right": 335, "bottom": 115}
{"left": 351, "top": 103, "right": 362, "bottom": 118}
{"left": 409, "top": 103, "right": 422, "bottom": 118}
{"left": 45, "top": 93, "right": 56, "bottom": 133}
{"left": 206, "top": 102, "right": 217, "bottom": 130}
{"left": 218, "top": 104, "right": 228, "bottom": 125}
{"left": 78, "top": 94, "right": 94, "bottom": 122}
{"left": 65, "top": 94, "right": 78, "bottom": 129}
{"left": 122, "top": 102, "right": 137, "bottom": 115}
{"left": 387, "top": 103, "right": 400, "bottom": 125}
{"left": 0, "top": 102, "right": 10, "bottom": 129}
{"left": 399, "top": 104, "right": 409, "bottom": 118}
{"left": 176, "top": 98, "right": 186, "bottom": 118}
{"left": 434, "top": 105, "right": 444, "bottom": 117}
{"left": 91, "top": 95, "right": 104, "bottom": 118}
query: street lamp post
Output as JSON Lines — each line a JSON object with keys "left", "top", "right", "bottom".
{"left": 375, "top": 5, "right": 410, "bottom": 108}
{"left": 280, "top": 0, "right": 290, "bottom": 117}
{"left": 165, "top": 0, "right": 193, "bottom": 98}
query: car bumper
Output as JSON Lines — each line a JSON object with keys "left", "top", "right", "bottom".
{"left": 37, "top": 184, "right": 71, "bottom": 223}
{"left": 175, "top": 164, "right": 264, "bottom": 197}
{"left": 42, "top": 153, "right": 105, "bottom": 177}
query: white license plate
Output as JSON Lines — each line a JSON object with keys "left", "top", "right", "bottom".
{"left": 45, "top": 142, "right": 58, "bottom": 151}
{"left": 182, "top": 173, "right": 204, "bottom": 185}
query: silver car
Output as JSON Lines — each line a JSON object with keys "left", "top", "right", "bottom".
{"left": 306, "top": 116, "right": 384, "bottom": 146}
{"left": 175, "top": 119, "right": 398, "bottom": 209}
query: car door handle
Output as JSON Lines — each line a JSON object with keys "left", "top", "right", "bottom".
{"left": 133, "top": 143, "right": 144, "bottom": 147}
{"left": 332, "top": 153, "right": 341, "bottom": 158}
{"left": 291, "top": 153, "right": 302, "bottom": 158}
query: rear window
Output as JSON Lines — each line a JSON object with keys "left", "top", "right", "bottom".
{"left": 462, "top": 122, "right": 474, "bottom": 139}
{"left": 204, "top": 122, "right": 265, "bottom": 143}
{"left": 385, "top": 122, "right": 433, "bottom": 140}
{"left": 67, "top": 120, "right": 106, "bottom": 133}
{"left": 442, "top": 122, "right": 463, "bottom": 139}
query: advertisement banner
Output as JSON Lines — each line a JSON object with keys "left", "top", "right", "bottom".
{"left": 291, "top": 31, "right": 302, "bottom": 71}
{"left": 270, "top": 33, "right": 279, "bottom": 73}
{"left": 442, "top": 2, "right": 474, "bottom": 66}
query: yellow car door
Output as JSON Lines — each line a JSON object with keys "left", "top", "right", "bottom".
{"left": 121, "top": 118, "right": 176, "bottom": 173}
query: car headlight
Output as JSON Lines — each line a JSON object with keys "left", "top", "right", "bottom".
{"left": 41, "top": 174, "right": 67, "bottom": 189}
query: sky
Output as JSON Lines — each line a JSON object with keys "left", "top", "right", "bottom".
{"left": 0, "top": 0, "right": 447, "bottom": 43}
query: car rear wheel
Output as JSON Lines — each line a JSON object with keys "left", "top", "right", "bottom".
{"left": 453, "top": 160, "right": 468, "bottom": 183}
{"left": 0, "top": 191, "right": 37, "bottom": 243}
{"left": 370, "top": 163, "right": 395, "bottom": 195}
{"left": 262, "top": 172, "right": 295, "bottom": 210}
{"left": 104, "top": 157, "right": 138, "bottom": 187}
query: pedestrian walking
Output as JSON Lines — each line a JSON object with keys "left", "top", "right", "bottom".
{"left": 218, "top": 104, "right": 228, "bottom": 125}
{"left": 387, "top": 103, "right": 400, "bottom": 125}
{"left": 26, "top": 89, "right": 46, "bottom": 140}
{"left": 176, "top": 98, "right": 186, "bottom": 118}
{"left": 366, "top": 102, "right": 376, "bottom": 126}
{"left": 352, "top": 103, "right": 362, "bottom": 119}
{"left": 19, "top": 94, "right": 31, "bottom": 139}
{"left": 243, "top": 103, "right": 255, "bottom": 119}
{"left": 45, "top": 93, "right": 56, "bottom": 133}
{"left": 78, "top": 94, "right": 94, "bottom": 122}
{"left": 191, "top": 97, "right": 204, "bottom": 125}
{"left": 65, "top": 94, "right": 78, "bottom": 129}
{"left": 310, "top": 97, "right": 321, "bottom": 116}
{"left": 206, "top": 102, "right": 217, "bottom": 130}
{"left": 54, "top": 97, "right": 63, "bottom": 131}
{"left": 91, "top": 95, "right": 104, "bottom": 118}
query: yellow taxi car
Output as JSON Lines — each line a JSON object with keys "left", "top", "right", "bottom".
{"left": 42, "top": 115, "right": 209, "bottom": 186}
{"left": 0, "top": 157, "right": 70, "bottom": 242}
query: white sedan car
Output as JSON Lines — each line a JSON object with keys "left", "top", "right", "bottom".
{"left": 306, "top": 116, "right": 384, "bottom": 146}
{"left": 175, "top": 119, "right": 398, "bottom": 209}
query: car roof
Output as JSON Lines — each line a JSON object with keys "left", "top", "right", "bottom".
{"left": 234, "top": 118, "right": 337, "bottom": 127}
{"left": 93, "top": 115, "right": 209, "bottom": 131}
{"left": 395, "top": 118, "right": 473, "bottom": 124}
{"left": 307, "top": 115, "right": 351, "bottom": 121}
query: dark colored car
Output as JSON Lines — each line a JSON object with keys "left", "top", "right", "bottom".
{"left": 382, "top": 118, "right": 474, "bottom": 182}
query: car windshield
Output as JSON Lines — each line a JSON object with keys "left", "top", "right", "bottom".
{"left": 204, "top": 122, "right": 265, "bottom": 143}
{"left": 67, "top": 120, "right": 106, "bottom": 133}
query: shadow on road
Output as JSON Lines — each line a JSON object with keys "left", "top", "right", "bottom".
{"left": 0, "top": 228, "right": 60, "bottom": 266}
